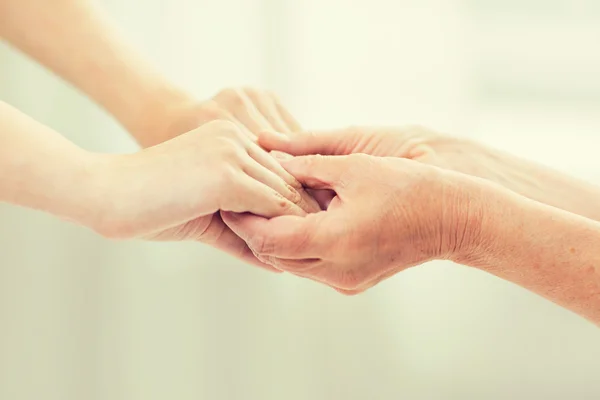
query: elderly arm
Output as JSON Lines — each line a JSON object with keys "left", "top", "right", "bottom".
{"left": 223, "top": 154, "right": 600, "bottom": 325}
{"left": 456, "top": 188, "right": 600, "bottom": 325}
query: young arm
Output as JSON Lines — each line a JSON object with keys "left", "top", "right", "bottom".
{"left": 0, "top": 0, "right": 189, "bottom": 145}
{"left": 0, "top": 100, "right": 104, "bottom": 226}
{"left": 0, "top": 100, "right": 313, "bottom": 269}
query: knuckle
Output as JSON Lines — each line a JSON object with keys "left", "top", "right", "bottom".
{"left": 249, "top": 234, "right": 276, "bottom": 255}
{"left": 286, "top": 185, "right": 303, "bottom": 205}
{"left": 335, "top": 269, "right": 364, "bottom": 291}
{"left": 214, "top": 87, "right": 245, "bottom": 109}
{"left": 221, "top": 144, "right": 247, "bottom": 165}
{"left": 213, "top": 121, "right": 246, "bottom": 141}
{"left": 268, "top": 90, "right": 282, "bottom": 103}
{"left": 301, "top": 130, "right": 319, "bottom": 143}
{"left": 207, "top": 119, "right": 238, "bottom": 132}
{"left": 242, "top": 86, "right": 260, "bottom": 101}
{"left": 305, "top": 154, "right": 324, "bottom": 167}
{"left": 200, "top": 101, "right": 229, "bottom": 120}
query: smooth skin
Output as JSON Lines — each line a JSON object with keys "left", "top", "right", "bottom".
{"left": 0, "top": 0, "right": 319, "bottom": 267}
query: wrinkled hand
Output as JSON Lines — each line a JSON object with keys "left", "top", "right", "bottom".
{"left": 222, "top": 154, "right": 486, "bottom": 293}
{"left": 94, "top": 120, "right": 319, "bottom": 271}
{"left": 258, "top": 125, "right": 575, "bottom": 210}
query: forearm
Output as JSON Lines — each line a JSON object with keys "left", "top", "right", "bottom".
{"left": 461, "top": 186, "right": 600, "bottom": 325}
{"left": 537, "top": 173, "right": 600, "bottom": 222}
{"left": 484, "top": 145, "right": 600, "bottom": 222}
{"left": 0, "top": 0, "right": 190, "bottom": 146}
{"left": 0, "top": 101, "right": 104, "bottom": 227}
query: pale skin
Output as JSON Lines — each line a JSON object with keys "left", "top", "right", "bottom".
{"left": 222, "top": 129, "right": 600, "bottom": 325}
{"left": 0, "top": 0, "right": 319, "bottom": 268}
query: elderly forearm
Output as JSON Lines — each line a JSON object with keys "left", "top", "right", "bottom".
{"left": 0, "top": 101, "right": 103, "bottom": 226}
{"left": 506, "top": 153, "right": 600, "bottom": 222}
{"left": 460, "top": 188, "right": 600, "bottom": 325}
{"left": 0, "top": 0, "right": 190, "bottom": 145}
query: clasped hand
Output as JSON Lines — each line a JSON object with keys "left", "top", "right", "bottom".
{"left": 92, "top": 89, "right": 507, "bottom": 292}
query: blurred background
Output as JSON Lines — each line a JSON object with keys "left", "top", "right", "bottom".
{"left": 2, "top": 0, "right": 600, "bottom": 399}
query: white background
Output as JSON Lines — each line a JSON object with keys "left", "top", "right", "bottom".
{"left": 1, "top": 0, "right": 600, "bottom": 399}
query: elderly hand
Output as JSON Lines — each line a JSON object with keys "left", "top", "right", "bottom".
{"left": 259, "top": 125, "right": 541, "bottom": 189}
{"left": 258, "top": 125, "right": 600, "bottom": 221}
{"left": 93, "top": 120, "right": 319, "bottom": 271}
{"left": 222, "top": 153, "right": 490, "bottom": 293}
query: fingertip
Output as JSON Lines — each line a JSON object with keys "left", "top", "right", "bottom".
{"left": 258, "top": 130, "right": 290, "bottom": 150}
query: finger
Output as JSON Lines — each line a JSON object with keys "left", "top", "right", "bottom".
{"left": 222, "top": 211, "right": 325, "bottom": 259}
{"left": 271, "top": 93, "right": 303, "bottom": 132}
{"left": 214, "top": 88, "right": 273, "bottom": 136}
{"left": 244, "top": 89, "right": 291, "bottom": 133}
{"left": 218, "top": 112, "right": 258, "bottom": 142}
{"left": 264, "top": 256, "right": 323, "bottom": 273}
{"left": 233, "top": 177, "right": 308, "bottom": 218}
{"left": 242, "top": 156, "right": 308, "bottom": 211}
{"left": 203, "top": 214, "right": 282, "bottom": 272}
{"left": 258, "top": 128, "right": 355, "bottom": 156}
{"left": 246, "top": 143, "right": 321, "bottom": 213}
{"left": 161, "top": 212, "right": 281, "bottom": 272}
{"left": 279, "top": 155, "right": 350, "bottom": 191}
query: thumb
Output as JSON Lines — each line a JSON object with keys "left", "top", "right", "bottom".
{"left": 258, "top": 129, "right": 353, "bottom": 156}
{"left": 280, "top": 155, "right": 349, "bottom": 190}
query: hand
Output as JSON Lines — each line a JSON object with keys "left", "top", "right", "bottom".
{"left": 258, "top": 125, "right": 536, "bottom": 189}
{"left": 258, "top": 125, "right": 600, "bottom": 220}
{"left": 222, "top": 154, "right": 487, "bottom": 293}
{"left": 137, "top": 85, "right": 320, "bottom": 215}
{"left": 134, "top": 87, "right": 303, "bottom": 147}
{"left": 91, "top": 120, "right": 318, "bottom": 271}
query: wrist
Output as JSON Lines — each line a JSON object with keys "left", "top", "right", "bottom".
{"left": 31, "top": 147, "right": 112, "bottom": 233}
{"left": 450, "top": 179, "right": 533, "bottom": 272}
{"left": 80, "top": 152, "right": 145, "bottom": 239}
{"left": 445, "top": 176, "right": 518, "bottom": 267}
{"left": 123, "top": 84, "right": 195, "bottom": 148}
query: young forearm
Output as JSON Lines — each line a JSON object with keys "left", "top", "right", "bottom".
{"left": 462, "top": 187, "right": 600, "bottom": 325}
{"left": 0, "top": 101, "right": 104, "bottom": 227}
{"left": 0, "top": 0, "right": 190, "bottom": 145}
